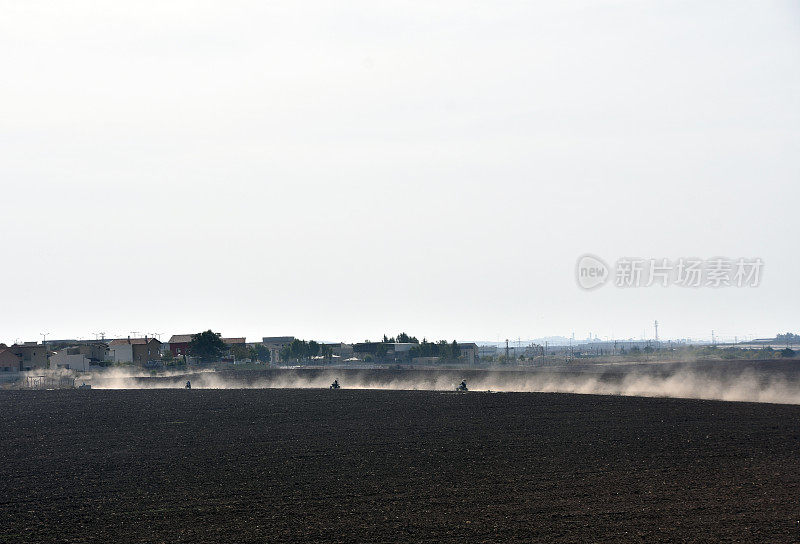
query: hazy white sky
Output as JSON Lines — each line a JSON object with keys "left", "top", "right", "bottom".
{"left": 1, "top": 1, "right": 798, "bottom": 344}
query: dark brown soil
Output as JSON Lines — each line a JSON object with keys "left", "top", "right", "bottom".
{"left": 1, "top": 389, "right": 799, "bottom": 543}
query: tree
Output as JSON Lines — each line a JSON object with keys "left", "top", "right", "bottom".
{"left": 288, "top": 339, "right": 307, "bottom": 361}
{"left": 780, "top": 348, "right": 795, "bottom": 358}
{"left": 162, "top": 350, "right": 176, "bottom": 365}
{"left": 451, "top": 340, "right": 460, "bottom": 359}
{"left": 376, "top": 343, "right": 389, "bottom": 358}
{"left": 776, "top": 332, "right": 800, "bottom": 344}
{"left": 282, "top": 339, "right": 319, "bottom": 362}
{"left": 188, "top": 330, "right": 227, "bottom": 363}
{"left": 437, "top": 340, "right": 451, "bottom": 360}
{"left": 251, "top": 344, "right": 270, "bottom": 363}
{"left": 230, "top": 343, "right": 250, "bottom": 361}
{"left": 409, "top": 339, "right": 433, "bottom": 358}
{"left": 396, "top": 332, "right": 419, "bottom": 344}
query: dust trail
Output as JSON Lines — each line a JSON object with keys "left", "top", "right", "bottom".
{"left": 80, "top": 367, "right": 217, "bottom": 389}
{"left": 77, "top": 366, "right": 800, "bottom": 405}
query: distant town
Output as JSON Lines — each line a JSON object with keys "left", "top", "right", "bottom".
{"left": 1, "top": 330, "right": 798, "bottom": 384}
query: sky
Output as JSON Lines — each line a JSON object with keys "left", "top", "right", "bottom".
{"left": 1, "top": 1, "right": 798, "bottom": 345}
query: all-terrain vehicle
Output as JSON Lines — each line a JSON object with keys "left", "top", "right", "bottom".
{"left": 457, "top": 380, "right": 468, "bottom": 392}
{"left": 185, "top": 380, "right": 191, "bottom": 389}
{"left": 330, "top": 379, "right": 340, "bottom": 390}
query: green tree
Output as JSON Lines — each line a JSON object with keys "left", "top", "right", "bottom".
{"left": 396, "top": 332, "right": 418, "bottom": 344}
{"left": 251, "top": 344, "right": 270, "bottom": 363}
{"left": 410, "top": 338, "right": 438, "bottom": 358}
{"left": 451, "top": 340, "right": 460, "bottom": 359}
{"left": 188, "top": 330, "right": 227, "bottom": 363}
{"left": 284, "top": 339, "right": 313, "bottom": 362}
{"left": 437, "top": 340, "right": 451, "bottom": 360}
{"left": 376, "top": 343, "right": 389, "bottom": 358}
{"left": 162, "top": 349, "right": 177, "bottom": 366}
{"left": 230, "top": 343, "right": 250, "bottom": 361}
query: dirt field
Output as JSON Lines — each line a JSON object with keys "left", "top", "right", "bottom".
{"left": 1, "top": 389, "right": 799, "bottom": 543}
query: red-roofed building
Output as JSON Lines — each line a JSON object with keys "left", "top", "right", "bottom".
{"left": 167, "top": 335, "right": 194, "bottom": 357}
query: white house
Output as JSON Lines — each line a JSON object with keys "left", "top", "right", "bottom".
{"left": 50, "top": 352, "right": 91, "bottom": 371}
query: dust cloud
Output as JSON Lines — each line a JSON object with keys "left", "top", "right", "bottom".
{"left": 73, "top": 367, "right": 800, "bottom": 405}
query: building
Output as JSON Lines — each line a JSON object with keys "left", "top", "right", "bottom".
{"left": 457, "top": 343, "right": 479, "bottom": 366}
{"left": 478, "top": 345, "right": 498, "bottom": 359}
{"left": 219, "top": 337, "right": 247, "bottom": 362}
{"left": 352, "top": 342, "right": 419, "bottom": 362}
{"left": 391, "top": 343, "right": 417, "bottom": 357}
{"left": 108, "top": 337, "right": 162, "bottom": 366}
{"left": 8, "top": 343, "right": 49, "bottom": 371}
{"left": 0, "top": 348, "right": 22, "bottom": 373}
{"left": 49, "top": 342, "right": 108, "bottom": 363}
{"left": 262, "top": 337, "right": 295, "bottom": 364}
{"left": 49, "top": 342, "right": 108, "bottom": 371}
{"left": 167, "top": 335, "right": 193, "bottom": 357}
{"left": 325, "top": 342, "right": 354, "bottom": 359}
{"left": 168, "top": 334, "right": 246, "bottom": 358}
{"left": 50, "top": 351, "right": 92, "bottom": 371}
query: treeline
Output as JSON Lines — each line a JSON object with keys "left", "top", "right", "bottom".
{"left": 279, "top": 339, "right": 333, "bottom": 362}
{"left": 408, "top": 339, "right": 461, "bottom": 360}
{"left": 378, "top": 332, "right": 463, "bottom": 360}
{"left": 382, "top": 332, "right": 419, "bottom": 344}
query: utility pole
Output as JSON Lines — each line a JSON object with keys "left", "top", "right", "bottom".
{"left": 40, "top": 332, "right": 49, "bottom": 370}
{"left": 505, "top": 339, "right": 509, "bottom": 360}
{"left": 654, "top": 320, "right": 659, "bottom": 343}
